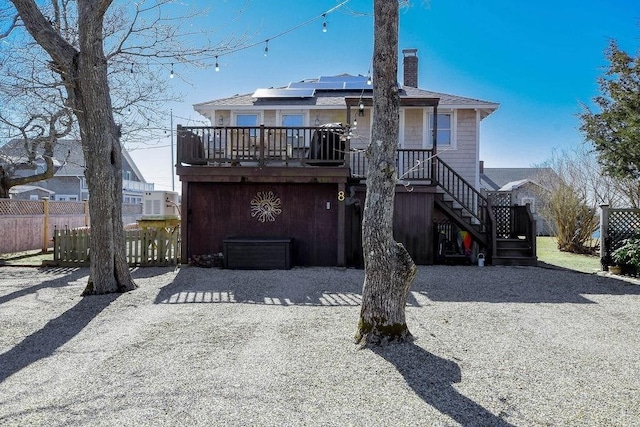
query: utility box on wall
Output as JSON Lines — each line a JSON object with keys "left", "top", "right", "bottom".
{"left": 142, "top": 191, "right": 180, "bottom": 220}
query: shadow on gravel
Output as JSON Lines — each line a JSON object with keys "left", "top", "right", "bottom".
{"left": 0, "top": 267, "right": 86, "bottom": 306}
{"left": 153, "top": 267, "right": 372, "bottom": 306}
{"left": 0, "top": 292, "right": 118, "bottom": 384}
{"left": 372, "top": 342, "right": 515, "bottom": 427}
{"left": 412, "top": 266, "right": 640, "bottom": 304}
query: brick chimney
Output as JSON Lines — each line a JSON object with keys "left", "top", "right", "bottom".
{"left": 402, "top": 49, "right": 418, "bottom": 88}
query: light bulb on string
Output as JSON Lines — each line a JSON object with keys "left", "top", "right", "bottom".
{"left": 322, "top": 14, "right": 327, "bottom": 32}
{"left": 366, "top": 75, "right": 372, "bottom": 85}
{"left": 264, "top": 40, "right": 269, "bottom": 57}
{"left": 170, "top": 63, "right": 174, "bottom": 79}
{"left": 215, "top": 56, "right": 219, "bottom": 72}
{"left": 130, "top": 63, "right": 134, "bottom": 74}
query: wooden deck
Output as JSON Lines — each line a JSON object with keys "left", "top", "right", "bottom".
{"left": 177, "top": 124, "right": 435, "bottom": 183}
{"left": 177, "top": 124, "right": 536, "bottom": 267}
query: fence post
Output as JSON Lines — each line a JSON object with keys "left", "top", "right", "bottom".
{"left": 84, "top": 200, "right": 90, "bottom": 227}
{"left": 42, "top": 199, "right": 50, "bottom": 252}
{"left": 600, "top": 204, "right": 610, "bottom": 271}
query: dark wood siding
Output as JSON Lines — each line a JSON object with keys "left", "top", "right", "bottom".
{"left": 393, "top": 189, "right": 434, "bottom": 264}
{"left": 187, "top": 182, "right": 338, "bottom": 266}
{"left": 344, "top": 185, "right": 435, "bottom": 266}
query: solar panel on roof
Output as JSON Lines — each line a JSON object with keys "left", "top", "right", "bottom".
{"left": 344, "top": 81, "right": 373, "bottom": 90}
{"left": 288, "top": 81, "right": 339, "bottom": 90}
{"left": 318, "top": 75, "right": 368, "bottom": 83}
{"left": 252, "top": 88, "right": 315, "bottom": 98}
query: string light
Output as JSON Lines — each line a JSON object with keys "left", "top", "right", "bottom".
{"left": 130, "top": 63, "right": 134, "bottom": 74}
{"left": 164, "top": 1, "right": 351, "bottom": 76}
{"left": 366, "top": 75, "right": 372, "bottom": 85}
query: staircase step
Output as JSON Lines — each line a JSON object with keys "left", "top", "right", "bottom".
{"left": 497, "top": 249, "right": 534, "bottom": 257}
{"left": 492, "top": 256, "right": 538, "bottom": 267}
{"left": 496, "top": 239, "right": 532, "bottom": 250}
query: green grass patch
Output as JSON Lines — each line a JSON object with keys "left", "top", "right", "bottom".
{"left": 536, "top": 236, "right": 601, "bottom": 274}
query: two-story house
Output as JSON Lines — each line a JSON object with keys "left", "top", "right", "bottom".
{"left": 176, "top": 49, "right": 537, "bottom": 268}
{"left": 0, "top": 138, "right": 153, "bottom": 203}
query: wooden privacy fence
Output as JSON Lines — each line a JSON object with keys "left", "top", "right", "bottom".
{"left": 0, "top": 199, "right": 88, "bottom": 254}
{"left": 52, "top": 225, "right": 180, "bottom": 266}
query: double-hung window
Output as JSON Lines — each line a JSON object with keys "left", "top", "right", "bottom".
{"left": 236, "top": 114, "right": 259, "bottom": 136}
{"left": 428, "top": 112, "right": 454, "bottom": 148}
{"left": 282, "top": 113, "right": 306, "bottom": 148}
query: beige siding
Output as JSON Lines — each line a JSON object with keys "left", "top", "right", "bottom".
{"left": 438, "top": 109, "right": 478, "bottom": 187}
{"left": 403, "top": 108, "right": 423, "bottom": 149}
{"left": 350, "top": 110, "right": 371, "bottom": 150}
{"left": 263, "top": 110, "right": 277, "bottom": 126}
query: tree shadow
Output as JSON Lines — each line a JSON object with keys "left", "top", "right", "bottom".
{"left": 412, "top": 265, "right": 640, "bottom": 304}
{"left": 153, "top": 266, "right": 374, "bottom": 306}
{"left": 370, "top": 341, "right": 515, "bottom": 426}
{"left": 0, "top": 267, "right": 87, "bottom": 306}
{"left": 154, "top": 264, "right": 640, "bottom": 307}
{"left": 0, "top": 292, "right": 118, "bottom": 384}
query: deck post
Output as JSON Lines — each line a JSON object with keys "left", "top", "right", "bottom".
{"left": 600, "top": 204, "right": 610, "bottom": 270}
{"left": 259, "top": 124, "right": 266, "bottom": 166}
{"left": 42, "top": 198, "right": 49, "bottom": 252}
{"left": 337, "top": 182, "right": 346, "bottom": 267}
{"left": 430, "top": 104, "right": 438, "bottom": 185}
{"left": 180, "top": 180, "right": 189, "bottom": 264}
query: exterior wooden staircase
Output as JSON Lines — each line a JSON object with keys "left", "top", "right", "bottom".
{"left": 432, "top": 157, "right": 537, "bottom": 266}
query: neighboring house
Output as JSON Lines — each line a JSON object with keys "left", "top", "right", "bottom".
{"left": 9, "top": 185, "right": 55, "bottom": 201}
{"left": 176, "top": 49, "right": 536, "bottom": 267}
{"left": 480, "top": 165, "right": 556, "bottom": 235}
{"left": 0, "top": 139, "right": 153, "bottom": 202}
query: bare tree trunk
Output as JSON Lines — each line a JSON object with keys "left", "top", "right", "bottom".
{"left": 75, "top": 1, "right": 136, "bottom": 295}
{"left": 11, "top": 0, "right": 136, "bottom": 294}
{"left": 355, "top": 0, "right": 417, "bottom": 345}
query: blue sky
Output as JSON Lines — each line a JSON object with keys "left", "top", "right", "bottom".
{"left": 127, "top": 0, "right": 640, "bottom": 191}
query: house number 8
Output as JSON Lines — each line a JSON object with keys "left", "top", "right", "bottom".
{"left": 337, "top": 191, "right": 345, "bottom": 201}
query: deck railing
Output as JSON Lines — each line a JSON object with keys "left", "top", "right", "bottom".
{"left": 349, "top": 149, "right": 434, "bottom": 182}
{"left": 433, "top": 157, "right": 490, "bottom": 230}
{"left": 177, "top": 124, "right": 348, "bottom": 167}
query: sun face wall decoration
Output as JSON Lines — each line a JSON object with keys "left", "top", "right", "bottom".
{"left": 250, "top": 191, "right": 282, "bottom": 222}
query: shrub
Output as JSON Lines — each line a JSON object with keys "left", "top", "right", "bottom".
{"left": 612, "top": 232, "right": 640, "bottom": 275}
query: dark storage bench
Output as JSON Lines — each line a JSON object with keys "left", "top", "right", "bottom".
{"left": 223, "top": 238, "right": 292, "bottom": 270}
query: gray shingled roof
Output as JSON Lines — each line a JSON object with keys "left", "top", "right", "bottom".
{"left": 481, "top": 168, "right": 555, "bottom": 191}
{"left": 0, "top": 139, "right": 144, "bottom": 181}
{"left": 194, "top": 75, "right": 499, "bottom": 110}
{"left": 0, "top": 139, "right": 85, "bottom": 176}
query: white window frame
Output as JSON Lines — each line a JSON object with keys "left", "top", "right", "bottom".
{"left": 277, "top": 110, "right": 308, "bottom": 127}
{"left": 232, "top": 112, "right": 262, "bottom": 126}
{"left": 423, "top": 109, "right": 456, "bottom": 149}
{"left": 279, "top": 112, "right": 308, "bottom": 149}
{"left": 232, "top": 112, "right": 262, "bottom": 137}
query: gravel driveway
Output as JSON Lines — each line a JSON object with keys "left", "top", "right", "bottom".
{"left": 1, "top": 264, "right": 639, "bottom": 426}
